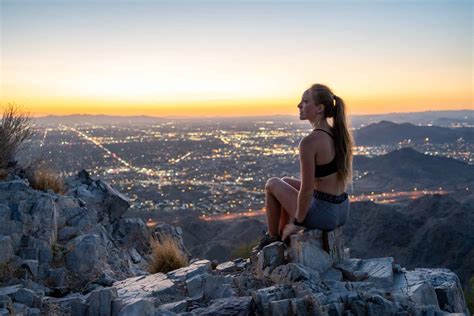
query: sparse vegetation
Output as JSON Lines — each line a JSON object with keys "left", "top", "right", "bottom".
{"left": 230, "top": 239, "right": 259, "bottom": 260}
{"left": 0, "top": 262, "right": 13, "bottom": 282}
{"left": 0, "top": 168, "right": 7, "bottom": 180}
{"left": 464, "top": 275, "right": 474, "bottom": 314}
{"left": 148, "top": 234, "right": 189, "bottom": 274}
{"left": 0, "top": 103, "right": 35, "bottom": 169}
{"left": 28, "top": 167, "right": 66, "bottom": 194}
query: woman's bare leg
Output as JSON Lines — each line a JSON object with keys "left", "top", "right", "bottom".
{"left": 279, "top": 177, "right": 302, "bottom": 234}
{"left": 265, "top": 177, "right": 299, "bottom": 237}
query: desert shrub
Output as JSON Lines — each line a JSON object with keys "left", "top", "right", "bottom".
{"left": 464, "top": 275, "right": 474, "bottom": 314}
{"left": 0, "top": 103, "right": 35, "bottom": 168}
{"left": 230, "top": 239, "right": 259, "bottom": 260}
{"left": 148, "top": 234, "right": 188, "bottom": 274}
{"left": 29, "top": 167, "right": 66, "bottom": 194}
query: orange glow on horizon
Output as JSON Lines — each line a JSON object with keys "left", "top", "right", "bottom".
{"left": 3, "top": 92, "right": 471, "bottom": 118}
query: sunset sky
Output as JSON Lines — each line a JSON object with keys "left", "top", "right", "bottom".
{"left": 1, "top": 0, "right": 472, "bottom": 117}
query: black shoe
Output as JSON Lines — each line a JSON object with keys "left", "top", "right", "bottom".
{"left": 257, "top": 231, "right": 281, "bottom": 250}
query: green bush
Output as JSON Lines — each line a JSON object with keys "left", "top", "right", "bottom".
{"left": 464, "top": 275, "right": 474, "bottom": 315}
{"left": 230, "top": 239, "right": 259, "bottom": 260}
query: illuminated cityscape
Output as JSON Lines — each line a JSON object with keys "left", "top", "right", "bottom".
{"left": 25, "top": 116, "right": 472, "bottom": 217}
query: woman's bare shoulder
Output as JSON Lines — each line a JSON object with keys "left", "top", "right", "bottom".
{"left": 299, "top": 133, "right": 320, "bottom": 151}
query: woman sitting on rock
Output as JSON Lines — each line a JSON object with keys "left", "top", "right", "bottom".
{"left": 258, "top": 83, "right": 354, "bottom": 249}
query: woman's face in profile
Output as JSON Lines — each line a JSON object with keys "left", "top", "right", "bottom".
{"left": 297, "top": 90, "right": 318, "bottom": 120}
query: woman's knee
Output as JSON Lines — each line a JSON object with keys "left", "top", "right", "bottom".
{"left": 281, "top": 176, "right": 300, "bottom": 190}
{"left": 265, "top": 177, "right": 281, "bottom": 192}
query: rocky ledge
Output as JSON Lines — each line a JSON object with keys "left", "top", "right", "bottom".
{"left": 0, "top": 170, "right": 470, "bottom": 315}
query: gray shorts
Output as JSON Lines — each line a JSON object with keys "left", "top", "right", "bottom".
{"left": 301, "top": 190, "right": 350, "bottom": 231}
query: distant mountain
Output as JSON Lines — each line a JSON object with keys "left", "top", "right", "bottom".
{"left": 353, "top": 147, "right": 473, "bottom": 193}
{"left": 354, "top": 120, "right": 473, "bottom": 145}
{"left": 33, "top": 114, "right": 166, "bottom": 125}
{"left": 350, "top": 109, "right": 473, "bottom": 128}
{"left": 343, "top": 193, "right": 474, "bottom": 286}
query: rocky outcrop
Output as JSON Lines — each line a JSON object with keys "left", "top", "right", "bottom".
{"left": 36, "top": 228, "right": 470, "bottom": 315}
{"left": 0, "top": 170, "right": 187, "bottom": 307}
{"left": 0, "top": 169, "right": 470, "bottom": 315}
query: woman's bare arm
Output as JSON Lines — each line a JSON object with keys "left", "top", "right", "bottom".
{"left": 295, "top": 136, "right": 317, "bottom": 222}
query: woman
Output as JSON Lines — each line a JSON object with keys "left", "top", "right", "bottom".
{"left": 258, "top": 83, "right": 354, "bottom": 249}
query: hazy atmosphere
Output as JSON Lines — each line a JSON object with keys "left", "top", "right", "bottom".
{"left": 1, "top": 0, "right": 472, "bottom": 116}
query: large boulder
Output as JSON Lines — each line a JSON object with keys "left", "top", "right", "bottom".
{"left": 284, "top": 228, "right": 350, "bottom": 278}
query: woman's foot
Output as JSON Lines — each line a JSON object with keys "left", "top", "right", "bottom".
{"left": 256, "top": 231, "right": 281, "bottom": 250}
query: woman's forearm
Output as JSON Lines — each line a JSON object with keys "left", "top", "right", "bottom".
{"left": 295, "top": 191, "right": 313, "bottom": 222}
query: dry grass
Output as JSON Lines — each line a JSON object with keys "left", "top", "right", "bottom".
{"left": 148, "top": 234, "right": 189, "bottom": 274}
{"left": 0, "top": 169, "right": 8, "bottom": 181}
{"left": 29, "top": 168, "right": 66, "bottom": 194}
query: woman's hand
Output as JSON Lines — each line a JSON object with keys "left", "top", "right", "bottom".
{"left": 282, "top": 223, "right": 302, "bottom": 241}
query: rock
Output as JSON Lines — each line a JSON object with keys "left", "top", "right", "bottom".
{"left": 65, "top": 234, "right": 105, "bottom": 276}
{"left": 91, "top": 271, "right": 117, "bottom": 287}
{"left": 324, "top": 227, "right": 349, "bottom": 262}
{"left": 269, "top": 263, "right": 319, "bottom": 284}
{"left": 47, "top": 268, "right": 67, "bottom": 288}
{"left": 69, "top": 299, "right": 88, "bottom": 316}
{"left": 29, "top": 195, "right": 59, "bottom": 246}
{"left": 87, "top": 287, "right": 118, "bottom": 316}
{"left": 290, "top": 295, "right": 315, "bottom": 316}
{"left": 0, "top": 285, "right": 23, "bottom": 296}
{"left": 129, "top": 248, "right": 142, "bottom": 264}
{"left": 334, "top": 257, "right": 394, "bottom": 287}
{"left": 113, "top": 273, "right": 179, "bottom": 305}
{"left": 11, "top": 302, "right": 29, "bottom": 315}
{"left": 256, "top": 242, "right": 286, "bottom": 278}
{"left": 112, "top": 218, "right": 151, "bottom": 254}
{"left": 321, "top": 268, "right": 343, "bottom": 282}
{"left": 58, "top": 226, "right": 79, "bottom": 242}
{"left": 269, "top": 298, "right": 292, "bottom": 316}
{"left": 288, "top": 230, "right": 333, "bottom": 273}
{"left": 201, "top": 274, "right": 236, "bottom": 301}
{"left": 0, "top": 294, "right": 12, "bottom": 309}
{"left": 0, "top": 205, "right": 12, "bottom": 235}
{"left": 157, "top": 300, "right": 187, "bottom": 313}
{"left": 0, "top": 236, "right": 14, "bottom": 264}
{"left": 27, "top": 307, "right": 41, "bottom": 316}
{"left": 21, "top": 260, "right": 39, "bottom": 279}
{"left": 216, "top": 258, "right": 248, "bottom": 274}
{"left": 252, "top": 284, "right": 295, "bottom": 316}
{"left": 190, "top": 296, "right": 253, "bottom": 315}
{"left": 96, "top": 180, "right": 130, "bottom": 223}
{"left": 414, "top": 268, "right": 469, "bottom": 314}
{"left": 215, "top": 261, "right": 237, "bottom": 273}
{"left": 11, "top": 288, "right": 40, "bottom": 308}
{"left": 186, "top": 274, "right": 203, "bottom": 299}
{"left": 167, "top": 260, "right": 212, "bottom": 282}
{"left": 118, "top": 298, "right": 154, "bottom": 316}
{"left": 389, "top": 269, "right": 439, "bottom": 307}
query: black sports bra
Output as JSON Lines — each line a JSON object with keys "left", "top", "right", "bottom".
{"left": 313, "top": 128, "right": 338, "bottom": 178}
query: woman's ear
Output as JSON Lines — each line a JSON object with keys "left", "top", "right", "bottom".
{"left": 316, "top": 103, "right": 324, "bottom": 114}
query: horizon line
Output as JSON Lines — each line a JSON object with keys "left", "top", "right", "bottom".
{"left": 31, "top": 108, "right": 473, "bottom": 119}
